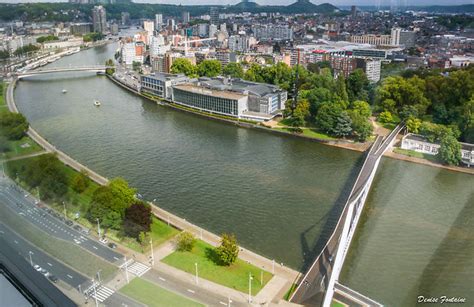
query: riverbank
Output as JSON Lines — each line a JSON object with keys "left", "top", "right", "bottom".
{"left": 108, "top": 73, "right": 370, "bottom": 153}
{"left": 6, "top": 79, "right": 301, "bottom": 284}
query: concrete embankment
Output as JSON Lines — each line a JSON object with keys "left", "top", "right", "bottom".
{"left": 7, "top": 79, "right": 301, "bottom": 283}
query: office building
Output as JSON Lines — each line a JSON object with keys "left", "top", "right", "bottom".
{"left": 171, "top": 77, "right": 287, "bottom": 120}
{"left": 140, "top": 73, "right": 189, "bottom": 99}
{"left": 252, "top": 25, "right": 293, "bottom": 41}
{"left": 155, "top": 14, "right": 163, "bottom": 31}
{"left": 391, "top": 27, "right": 416, "bottom": 48}
{"left": 350, "top": 34, "right": 391, "bottom": 46}
{"left": 92, "top": 6, "right": 107, "bottom": 34}
{"left": 209, "top": 24, "right": 218, "bottom": 38}
{"left": 70, "top": 23, "right": 92, "bottom": 35}
{"left": 121, "top": 42, "right": 145, "bottom": 66}
{"left": 143, "top": 20, "right": 154, "bottom": 35}
{"left": 210, "top": 7, "right": 219, "bottom": 25}
{"left": 182, "top": 11, "right": 190, "bottom": 24}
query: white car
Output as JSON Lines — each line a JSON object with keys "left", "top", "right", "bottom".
{"left": 33, "top": 265, "right": 41, "bottom": 271}
{"left": 99, "top": 237, "right": 108, "bottom": 244}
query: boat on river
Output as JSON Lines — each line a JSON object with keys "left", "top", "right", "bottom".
{"left": 94, "top": 100, "right": 101, "bottom": 107}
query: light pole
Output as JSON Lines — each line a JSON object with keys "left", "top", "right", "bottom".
{"left": 248, "top": 273, "right": 253, "bottom": 303}
{"left": 96, "top": 218, "right": 101, "bottom": 238}
{"left": 194, "top": 262, "right": 199, "bottom": 285}
{"left": 92, "top": 279, "right": 98, "bottom": 307}
{"left": 96, "top": 269, "right": 102, "bottom": 284}
{"left": 62, "top": 201, "right": 67, "bottom": 219}
{"left": 78, "top": 284, "right": 82, "bottom": 294}
{"left": 28, "top": 251, "right": 33, "bottom": 266}
{"left": 150, "top": 238, "right": 154, "bottom": 266}
{"left": 124, "top": 257, "right": 129, "bottom": 284}
{"left": 228, "top": 297, "right": 232, "bottom": 307}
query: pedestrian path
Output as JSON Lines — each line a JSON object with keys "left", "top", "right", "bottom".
{"left": 127, "top": 261, "right": 151, "bottom": 277}
{"left": 90, "top": 285, "right": 115, "bottom": 303}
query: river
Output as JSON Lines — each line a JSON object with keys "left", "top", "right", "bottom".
{"left": 13, "top": 42, "right": 474, "bottom": 305}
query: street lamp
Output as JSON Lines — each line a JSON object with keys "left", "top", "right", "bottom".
{"left": 92, "top": 278, "right": 99, "bottom": 307}
{"left": 195, "top": 262, "right": 198, "bottom": 285}
{"left": 28, "top": 251, "right": 33, "bottom": 266}
{"left": 150, "top": 238, "right": 155, "bottom": 266}
{"left": 96, "top": 218, "right": 101, "bottom": 238}
{"left": 248, "top": 273, "right": 253, "bottom": 303}
{"left": 228, "top": 297, "right": 232, "bottom": 307}
{"left": 96, "top": 269, "right": 102, "bottom": 284}
{"left": 62, "top": 201, "right": 67, "bottom": 219}
{"left": 123, "top": 257, "right": 129, "bottom": 284}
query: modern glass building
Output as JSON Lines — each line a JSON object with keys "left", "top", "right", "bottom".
{"left": 172, "top": 84, "right": 247, "bottom": 117}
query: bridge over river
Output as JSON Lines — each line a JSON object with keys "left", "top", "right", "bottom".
{"left": 290, "top": 124, "right": 404, "bottom": 306}
{"left": 15, "top": 66, "right": 107, "bottom": 79}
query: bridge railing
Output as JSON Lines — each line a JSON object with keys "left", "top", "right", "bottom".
{"left": 289, "top": 135, "right": 383, "bottom": 304}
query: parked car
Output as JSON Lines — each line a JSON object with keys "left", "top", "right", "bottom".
{"left": 33, "top": 265, "right": 41, "bottom": 272}
{"left": 65, "top": 220, "right": 73, "bottom": 226}
{"left": 48, "top": 275, "right": 58, "bottom": 283}
{"left": 108, "top": 243, "right": 117, "bottom": 249}
{"left": 99, "top": 237, "right": 108, "bottom": 244}
{"left": 73, "top": 225, "right": 82, "bottom": 232}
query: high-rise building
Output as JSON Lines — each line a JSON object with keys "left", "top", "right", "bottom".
{"left": 252, "top": 25, "right": 293, "bottom": 41}
{"left": 391, "top": 27, "right": 416, "bottom": 48}
{"left": 209, "top": 24, "right": 218, "bottom": 38}
{"left": 209, "top": 7, "right": 219, "bottom": 25}
{"left": 155, "top": 14, "right": 163, "bottom": 31}
{"left": 143, "top": 20, "right": 154, "bottom": 35}
{"left": 121, "top": 12, "right": 130, "bottom": 26}
{"left": 168, "top": 19, "right": 176, "bottom": 31}
{"left": 351, "top": 5, "right": 357, "bottom": 18}
{"left": 92, "top": 6, "right": 107, "bottom": 34}
{"left": 182, "top": 11, "right": 190, "bottom": 24}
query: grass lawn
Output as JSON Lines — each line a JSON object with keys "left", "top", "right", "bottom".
{"left": 0, "top": 203, "right": 116, "bottom": 279}
{"left": 162, "top": 240, "right": 273, "bottom": 295}
{"left": 393, "top": 147, "right": 438, "bottom": 162}
{"left": 273, "top": 127, "right": 335, "bottom": 140}
{"left": 108, "top": 216, "right": 179, "bottom": 253}
{"left": 331, "top": 300, "right": 347, "bottom": 307}
{"left": 120, "top": 277, "right": 203, "bottom": 307}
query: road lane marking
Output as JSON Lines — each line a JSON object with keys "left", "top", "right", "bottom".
{"left": 158, "top": 277, "right": 166, "bottom": 281}
{"left": 113, "top": 256, "right": 119, "bottom": 260}
{"left": 67, "top": 274, "right": 73, "bottom": 279}
{"left": 47, "top": 263, "right": 53, "bottom": 267}
{"left": 93, "top": 246, "right": 98, "bottom": 250}
{"left": 187, "top": 289, "right": 195, "bottom": 294}
{"left": 14, "top": 240, "right": 18, "bottom": 244}
{"left": 219, "top": 302, "right": 227, "bottom": 306}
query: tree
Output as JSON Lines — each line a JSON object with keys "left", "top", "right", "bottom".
{"left": 101, "top": 211, "right": 122, "bottom": 230}
{"left": 335, "top": 75, "right": 349, "bottom": 107}
{"left": 0, "top": 49, "right": 10, "bottom": 60}
{"left": 350, "top": 112, "right": 373, "bottom": 141}
{"left": 132, "top": 61, "right": 141, "bottom": 72}
{"left": 71, "top": 170, "right": 90, "bottom": 193}
{"left": 347, "top": 69, "right": 369, "bottom": 103}
{"left": 351, "top": 101, "right": 372, "bottom": 118}
{"left": 378, "top": 111, "right": 393, "bottom": 124}
{"left": 176, "top": 231, "right": 196, "bottom": 252}
{"left": 14, "top": 44, "right": 39, "bottom": 56}
{"left": 215, "top": 233, "right": 239, "bottom": 266}
{"left": 0, "top": 135, "right": 8, "bottom": 153}
{"left": 315, "top": 102, "right": 344, "bottom": 134}
{"left": 37, "top": 35, "right": 58, "bottom": 43}
{"left": 406, "top": 116, "right": 422, "bottom": 133}
{"left": 222, "top": 62, "right": 243, "bottom": 78}
{"left": 332, "top": 111, "right": 353, "bottom": 138}
{"left": 0, "top": 112, "right": 29, "bottom": 140}
{"left": 171, "top": 58, "right": 196, "bottom": 76}
{"left": 123, "top": 201, "right": 152, "bottom": 239}
{"left": 197, "top": 59, "right": 222, "bottom": 77}
{"left": 438, "top": 134, "right": 462, "bottom": 166}
{"left": 289, "top": 99, "right": 310, "bottom": 128}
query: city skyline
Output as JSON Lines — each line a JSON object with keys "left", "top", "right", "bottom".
{"left": 0, "top": 0, "right": 472, "bottom": 6}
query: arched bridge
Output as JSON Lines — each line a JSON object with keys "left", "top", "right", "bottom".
{"left": 290, "top": 124, "right": 404, "bottom": 306}
{"left": 16, "top": 66, "right": 107, "bottom": 79}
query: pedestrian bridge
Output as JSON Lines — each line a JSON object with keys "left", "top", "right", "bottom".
{"left": 290, "top": 124, "right": 404, "bottom": 306}
{"left": 16, "top": 66, "right": 107, "bottom": 79}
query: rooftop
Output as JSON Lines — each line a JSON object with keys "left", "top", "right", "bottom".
{"left": 173, "top": 83, "right": 246, "bottom": 100}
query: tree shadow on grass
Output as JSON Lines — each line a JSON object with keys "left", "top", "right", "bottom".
{"left": 205, "top": 247, "right": 224, "bottom": 266}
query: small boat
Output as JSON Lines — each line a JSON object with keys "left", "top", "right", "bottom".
{"left": 94, "top": 100, "right": 101, "bottom": 107}
{"left": 62, "top": 89, "right": 67, "bottom": 94}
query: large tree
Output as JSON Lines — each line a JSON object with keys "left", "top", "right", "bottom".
{"left": 438, "top": 134, "right": 462, "bottom": 166}
{"left": 197, "top": 59, "right": 222, "bottom": 78}
{"left": 123, "top": 201, "right": 152, "bottom": 239}
{"left": 347, "top": 69, "right": 369, "bottom": 103}
{"left": 222, "top": 62, "right": 244, "bottom": 79}
{"left": 215, "top": 233, "right": 239, "bottom": 266}
{"left": 171, "top": 58, "right": 197, "bottom": 76}
{"left": 0, "top": 112, "right": 29, "bottom": 140}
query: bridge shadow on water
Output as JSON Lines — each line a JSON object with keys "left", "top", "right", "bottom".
{"left": 298, "top": 152, "right": 367, "bottom": 273}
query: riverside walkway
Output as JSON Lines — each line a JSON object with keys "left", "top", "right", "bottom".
{"left": 6, "top": 79, "right": 300, "bottom": 295}
{"left": 290, "top": 125, "right": 403, "bottom": 306}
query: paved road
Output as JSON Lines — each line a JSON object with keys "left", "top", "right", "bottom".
{"left": 143, "top": 269, "right": 248, "bottom": 307}
{"left": 0, "top": 222, "right": 88, "bottom": 288}
{"left": 0, "top": 177, "right": 123, "bottom": 264}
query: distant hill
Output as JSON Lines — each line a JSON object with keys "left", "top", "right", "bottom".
{"left": 286, "top": 0, "right": 338, "bottom": 14}
{"left": 410, "top": 4, "right": 474, "bottom": 13}
{"left": 233, "top": 0, "right": 260, "bottom": 10}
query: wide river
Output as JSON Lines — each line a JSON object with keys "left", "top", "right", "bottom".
{"left": 14, "top": 42, "right": 473, "bottom": 305}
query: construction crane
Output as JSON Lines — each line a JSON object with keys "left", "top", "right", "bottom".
{"left": 178, "top": 37, "right": 217, "bottom": 56}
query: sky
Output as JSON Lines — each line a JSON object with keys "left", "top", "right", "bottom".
{"left": 0, "top": 0, "right": 472, "bottom": 6}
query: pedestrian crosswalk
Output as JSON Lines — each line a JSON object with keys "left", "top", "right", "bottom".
{"left": 90, "top": 285, "right": 115, "bottom": 303}
{"left": 127, "top": 261, "right": 151, "bottom": 277}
